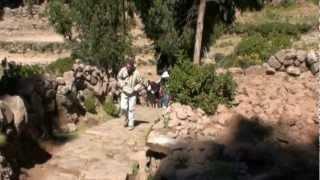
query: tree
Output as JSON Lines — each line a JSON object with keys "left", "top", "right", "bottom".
{"left": 134, "top": 0, "right": 264, "bottom": 69}
{"left": 193, "top": 0, "right": 206, "bottom": 64}
{"left": 48, "top": 0, "right": 131, "bottom": 74}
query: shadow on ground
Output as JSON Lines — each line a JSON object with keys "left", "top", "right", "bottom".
{"left": 135, "top": 120, "right": 149, "bottom": 127}
{"left": 1, "top": 135, "right": 52, "bottom": 180}
{"left": 152, "top": 117, "right": 318, "bottom": 180}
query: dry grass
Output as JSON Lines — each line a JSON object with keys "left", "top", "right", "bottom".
{"left": 236, "top": 2, "right": 318, "bottom": 25}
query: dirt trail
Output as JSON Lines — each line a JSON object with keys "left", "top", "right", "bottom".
{"left": 26, "top": 106, "right": 162, "bottom": 180}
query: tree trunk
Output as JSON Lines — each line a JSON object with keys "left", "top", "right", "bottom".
{"left": 193, "top": 0, "right": 206, "bottom": 65}
{"left": 122, "top": 0, "right": 127, "bottom": 35}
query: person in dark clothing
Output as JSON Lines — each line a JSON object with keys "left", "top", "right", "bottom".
{"left": 146, "top": 80, "right": 161, "bottom": 108}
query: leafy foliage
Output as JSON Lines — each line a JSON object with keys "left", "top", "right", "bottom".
{"left": 0, "top": 63, "right": 44, "bottom": 94}
{"left": 47, "top": 0, "right": 73, "bottom": 40}
{"left": 236, "top": 33, "right": 291, "bottom": 61}
{"left": 84, "top": 94, "right": 96, "bottom": 114}
{"left": 103, "top": 97, "right": 120, "bottom": 117}
{"left": 218, "top": 21, "right": 313, "bottom": 68}
{"left": 2, "top": 64, "right": 44, "bottom": 79}
{"left": 231, "top": 22, "right": 313, "bottom": 37}
{"left": 134, "top": 0, "right": 262, "bottom": 69}
{"left": 48, "top": 0, "right": 130, "bottom": 74}
{"left": 167, "top": 56, "right": 236, "bottom": 114}
{"left": 46, "top": 57, "right": 75, "bottom": 76}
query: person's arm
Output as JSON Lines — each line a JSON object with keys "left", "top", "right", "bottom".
{"left": 117, "top": 68, "right": 126, "bottom": 88}
{"left": 133, "top": 71, "right": 144, "bottom": 92}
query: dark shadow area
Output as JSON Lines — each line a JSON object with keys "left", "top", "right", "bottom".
{"left": 0, "top": 0, "right": 47, "bottom": 20}
{"left": 0, "top": 60, "right": 85, "bottom": 178}
{"left": 1, "top": 135, "right": 52, "bottom": 180}
{"left": 152, "top": 116, "right": 318, "bottom": 180}
{"left": 0, "top": 0, "right": 24, "bottom": 9}
{"left": 134, "top": 120, "right": 149, "bottom": 127}
{"left": 0, "top": 60, "right": 86, "bottom": 140}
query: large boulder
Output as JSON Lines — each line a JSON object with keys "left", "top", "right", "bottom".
{"left": 306, "top": 50, "right": 319, "bottom": 65}
{"left": 309, "top": 62, "right": 319, "bottom": 75}
{"left": 286, "top": 66, "right": 301, "bottom": 76}
{"left": 0, "top": 102, "right": 15, "bottom": 135}
{"left": 0, "top": 95, "right": 28, "bottom": 134}
{"left": 267, "top": 56, "right": 282, "bottom": 70}
{"left": 147, "top": 131, "right": 179, "bottom": 154}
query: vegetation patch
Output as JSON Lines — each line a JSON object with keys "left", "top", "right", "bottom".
{"left": 103, "top": 97, "right": 120, "bottom": 117}
{"left": 231, "top": 22, "right": 313, "bottom": 37}
{"left": 46, "top": 57, "right": 75, "bottom": 76}
{"left": 218, "top": 21, "right": 313, "bottom": 68}
{"left": 167, "top": 57, "right": 236, "bottom": 114}
{"left": 84, "top": 94, "right": 97, "bottom": 114}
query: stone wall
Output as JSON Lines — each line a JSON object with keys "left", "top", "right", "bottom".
{"left": 0, "top": 59, "right": 118, "bottom": 136}
{"left": 267, "top": 49, "right": 319, "bottom": 76}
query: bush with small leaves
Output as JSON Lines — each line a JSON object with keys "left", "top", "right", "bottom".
{"left": 103, "top": 97, "right": 120, "bottom": 117}
{"left": 84, "top": 95, "right": 96, "bottom": 114}
{"left": 168, "top": 56, "right": 236, "bottom": 115}
{"left": 46, "top": 57, "right": 75, "bottom": 76}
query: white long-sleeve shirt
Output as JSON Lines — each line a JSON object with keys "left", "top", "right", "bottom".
{"left": 117, "top": 67, "right": 143, "bottom": 95}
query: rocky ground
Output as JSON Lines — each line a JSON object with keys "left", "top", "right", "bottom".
{"left": 25, "top": 106, "right": 161, "bottom": 180}
{"left": 0, "top": 2, "right": 318, "bottom": 180}
{"left": 147, "top": 66, "right": 318, "bottom": 179}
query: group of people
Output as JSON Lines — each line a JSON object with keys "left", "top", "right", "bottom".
{"left": 117, "top": 57, "right": 170, "bottom": 130}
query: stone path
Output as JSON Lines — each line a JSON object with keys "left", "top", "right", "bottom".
{"left": 27, "top": 106, "right": 162, "bottom": 180}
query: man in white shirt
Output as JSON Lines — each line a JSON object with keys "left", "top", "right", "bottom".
{"left": 117, "top": 58, "right": 143, "bottom": 130}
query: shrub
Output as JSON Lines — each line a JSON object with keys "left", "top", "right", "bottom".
{"left": 46, "top": 57, "right": 75, "bottom": 76}
{"left": 84, "top": 95, "right": 96, "bottom": 114}
{"left": 279, "top": 0, "right": 296, "bottom": 7}
{"left": 235, "top": 33, "right": 291, "bottom": 62}
{"left": 103, "top": 97, "right": 120, "bottom": 117}
{"left": 224, "top": 21, "right": 313, "bottom": 68}
{"left": 217, "top": 54, "right": 263, "bottom": 69}
{"left": 16, "top": 64, "right": 44, "bottom": 78}
{"left": 0, "top": 63, "right": 44, "bottom": 94}
{"left": 231, "top": 22, "right": 313, "bottom": 37}
{"left": 47, "top": 0, "right": 130, "bottom": 73}
{"left": 47, "top": 0, "right": 73, "bottom": 40}
{"left": 167, "top": 59, "right": 236, "bottom": 114}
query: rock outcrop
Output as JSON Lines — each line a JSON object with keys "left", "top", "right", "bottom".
{"left": 0, "top": 59, "right": 118, "bottom": 136}
{"left": 147, "top": 67, "right": 318, "bottom": 154}
{"left": 267, "top": 49, "right": 319, "bottom": 76}
{"left": 147, "top": 68, "right": 318, "bottom": 180}
{"left": 0, "top": 95, "right": 27, "bottom": 135}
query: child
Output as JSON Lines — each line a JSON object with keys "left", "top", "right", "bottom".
{"left": 159, "top": 71, "right": 170, "bottom": 108}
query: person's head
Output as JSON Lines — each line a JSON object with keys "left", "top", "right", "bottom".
{"left": 126, "top": 57, "right": 136, "bottom": 75}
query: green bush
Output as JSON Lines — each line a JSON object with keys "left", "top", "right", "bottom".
{"left": 235, "top": 33, "right": 291, "bottom": 61}
{"left": 47, "top": 0, "right": 73, "bottom": 40}
{"left": 0, "top": 63, "right": 44, "bottom": 94}
{"left": 46, "top": 57, "right": 75, "bottom": 76}
{"left": 217, "top": 54, "right": 263, "bottom": 69}
{"left": 84, "top": 95, "right": 96, "bottom": 114}
{"left": 47, "top": 0, "right": 130, "bottom": 73}
{"left": 168, "top": 58, "right": 236, "bottom": 114}
{"left": 17, "top": 64, "right": 44, "bottom": 78}
{"left": 232, "top": 22, "right": 313, "bottom": 37}
{"left": 103, "top": 97, "right": 120, "bottom": 117}
{"left": 279, "top": 0, "right": 296, "bottom": 7}
{"left": 222, "top": 21, "right": 310, "bottom": 68}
